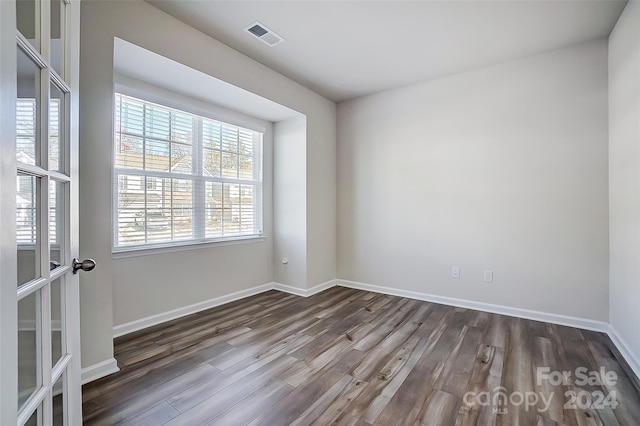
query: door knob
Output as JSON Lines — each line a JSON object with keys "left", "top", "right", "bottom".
{"left": 72, "top": 258, "right": 96, "bottom": 274}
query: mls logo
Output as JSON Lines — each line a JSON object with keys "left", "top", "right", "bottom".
{"left": 493, "top": 407, "right": 509, "bottom": 414}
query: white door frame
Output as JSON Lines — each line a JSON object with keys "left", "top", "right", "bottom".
{"left": 0, "top": 0, "right": 19, "bottom": 422}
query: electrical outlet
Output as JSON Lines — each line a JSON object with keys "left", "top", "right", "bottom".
{"left": 484, "top": 271, "right": 493, "bottom": 283}
{"left": 451, "top": 266, "right": 460, "bottom": 278}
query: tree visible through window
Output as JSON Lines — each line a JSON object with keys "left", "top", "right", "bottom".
{"left": 113, "top": 93, "right": 263, "bottom": 248}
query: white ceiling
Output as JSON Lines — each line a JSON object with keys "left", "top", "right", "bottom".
{"left": 147, "top": 0, "right": 627, "bottom": 102}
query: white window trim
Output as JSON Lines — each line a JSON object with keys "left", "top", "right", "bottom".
{"left": 111, "top": 89, "right": 266, "bottom": 254}
{"left": 112, "top": 235, "right": 267, "bottom": 259}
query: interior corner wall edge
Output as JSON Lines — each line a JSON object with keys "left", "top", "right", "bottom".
{"left": 306, "top": 105, "right": 338, "bottom": 288}
{"left": 337, "top": 38, "right": 610, "bottom": 323}
{"left": 608, "top": 0, "right": 640, "bottom": 376}
{"left": 79, "top": 0, "right": 335, "bottom": 369}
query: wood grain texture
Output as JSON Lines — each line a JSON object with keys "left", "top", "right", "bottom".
{"left": 82, "top": 288, "right": 640, "bottom": 425}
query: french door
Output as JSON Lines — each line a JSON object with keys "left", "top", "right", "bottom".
{"left": 0, "top": 1, "right": 83, "bottom": 425}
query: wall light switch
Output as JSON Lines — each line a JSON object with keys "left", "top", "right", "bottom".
{"left": 484, "top": 271, "right": 493, "bottom": 283}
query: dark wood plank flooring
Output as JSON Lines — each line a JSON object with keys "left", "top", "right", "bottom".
{"left": 82, "top": 287, "right": 640, "bottom": 425}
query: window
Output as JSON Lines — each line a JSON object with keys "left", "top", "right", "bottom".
{"left": 113, "top": 93, "right": 263, "bottom": 249}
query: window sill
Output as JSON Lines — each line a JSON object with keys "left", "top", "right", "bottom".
{"left": 112, "top": 235, "right": 266, "bottom": 259}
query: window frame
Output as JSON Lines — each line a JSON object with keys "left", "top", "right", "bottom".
{"left": 111, "top": 88, "right": 266, "bottom": 255}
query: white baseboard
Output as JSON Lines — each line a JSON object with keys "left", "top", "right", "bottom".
{"left": 273, "top": 279, "right": 337, "bottom": 297}
{"left": 337, "top": 279, "right": 609, "bottom": 333}
{"left": 112, "top": 277, "right": 609, "bottom": 340}
{"left": 112, "top": 283, "right": 274, "bottom": 338}
{"left": 112, "top": 280, "right": 337, "bottom": 339}
{"left": 81, "top": 357, "right": 119, "bottom": 385}
{"left": 104, "top": 277, "right": 639, "bottom": 385}
{"left": 607, "top": 325, "right": 640, "bottom": 380}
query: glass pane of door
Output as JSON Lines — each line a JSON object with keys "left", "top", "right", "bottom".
{"left": 50, "top": 0, "right": 66, "bottom": 77}
{"left": 17, "top": 173, "right": 40, "bottom": 287}
{"left": 18, "top": 291, "right": 39, "bottom": 411}
{"left": 51, "top": 277, "right": 64, "bottom": 367}
{"left": 17, "top": 45, "right": 40, "bottom": 166}
{"left": 49, "top": 84, "right": 65, "bottom": 173}
{"left": 16, "top": 0, "right": 40, "bottom": 51}
{"left": 24, "top": 405, "right": 41, "bottom": 426}
{"left": 49, "top": 180, "right": 65, "bottom": 267}
{"left": 52, "top": 372, "right": 65, "bottom": 426}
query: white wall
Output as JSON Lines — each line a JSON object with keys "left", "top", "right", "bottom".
{"left": 337, "top": 39, "right": 609, "bottom": 321}
{"left": 274, "top": 117, "right": 307, "bottom": 288}
{"left": 79, "top": 0, "right": 335, "bottom": 370}
{"left": 609, "top": 0, "right": 640, "bottom": 370}
{"left": 110, "top": 75, "right": 276, "bottom": 326}
{"left": 112, "top": 241, "right": 273, "bottom": 325}
{"left": 307, "top": 106, "right": 337, "bottom": 286}
{"left": 273, "top": 111, "right": 337, "bottom": 289}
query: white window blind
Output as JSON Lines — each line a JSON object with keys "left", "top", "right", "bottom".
{"left": 16, "top": 98, "right": 36, "bottom": 165}
{"left": 113, "top": 93, "right": 263, "bottom": 249}
{"left": 16, "top": 175, "right": 36, "bottom": 244}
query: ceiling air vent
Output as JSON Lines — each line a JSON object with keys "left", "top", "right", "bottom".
{"left": 245, "top": 22, "right": 285, "bottom": 47}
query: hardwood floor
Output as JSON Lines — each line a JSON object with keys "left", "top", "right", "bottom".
{"left": 82, "top": 287, "right": 640, "bottom": 425}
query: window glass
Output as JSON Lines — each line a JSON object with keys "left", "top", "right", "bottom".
{"left": 114, "top": 94, "right": 263, "bottom": 249}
